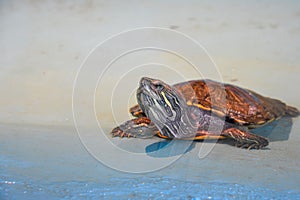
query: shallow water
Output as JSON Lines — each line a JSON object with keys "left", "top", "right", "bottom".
{"left": 1, "top": 1, "right": 300, "bottom": 199}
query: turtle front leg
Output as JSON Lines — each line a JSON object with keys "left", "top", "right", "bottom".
{"left": 221, "top": 128, "right": 269, "bottom": 149}
{"left": 111, "top": 117, "right": 158, "bottom": 139}
{"left": 129, "top": 104, "right": 145, "bottom": 118}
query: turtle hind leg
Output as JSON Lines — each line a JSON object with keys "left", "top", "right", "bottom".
{"left": 111, "top": 117, "right": 157, "bottom": 139}
{"left": 285, "top": 105, "right": 300, "bottom": 117}
{"left": 221, "top": 128, "right": 269, "bottom": 149}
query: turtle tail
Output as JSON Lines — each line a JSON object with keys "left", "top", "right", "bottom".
{"left": 285, "top": 105, "right": 300, "bottom": 117}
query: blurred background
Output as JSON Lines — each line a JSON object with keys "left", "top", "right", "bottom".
{"left": 1, "top": 0, "right": 299, "bottom": 126}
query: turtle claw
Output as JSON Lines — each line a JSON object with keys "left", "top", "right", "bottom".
{"left": 111, "top": 127, "right": 136, "bottom": 138}
{"left": 234, "top": 139, "right": 268, "bottom": 150}
{"left": 110, "top": 117, "right": 157, "bottom": 139}
{"left": 233, "top": 139, "right": 268, "bottom": 150}
{"left": 235, "top": 142, "right": 256, "bottom": 150}
{"left": 223, "top": 128, "right": 269, "bottom": 150}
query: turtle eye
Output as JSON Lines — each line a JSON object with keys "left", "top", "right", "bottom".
{"left": 154, "top": 83, "right": 164, "bottom": 91}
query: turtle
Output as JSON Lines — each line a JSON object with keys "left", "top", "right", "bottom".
{"left": 111, "top": 77, "right": 299, "bottom": 149}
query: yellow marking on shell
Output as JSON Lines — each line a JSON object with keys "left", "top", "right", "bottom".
{"left": 187, "top": 100, "right": 273, "bottom": 128}
{"left": 232, "top": 118, "right": 248, "bottom": 125}
{"left": 248, "top": 117, "right": 276, "bottom": 129}
{"left": 186, "top": 101, "right": 226, "bottom": 117}
{"left": 156, "top": 131, "right": 169, "bottom": 139}
{"left": 161, "top": 91, "right": 173, "bottom": 108}
{"left": 193, "top": 135, "right": 226, "bottom": 140}
{"left": 186, "top": 101, "right": 210, "bottom": 111}
{"left": 156, "top": 130, "right": 226, "bottom": 140}
{"left": 174, "top": 135, "right": 226, "bottom": 140}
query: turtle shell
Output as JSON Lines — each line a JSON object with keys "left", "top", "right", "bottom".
{"left": 173, "top": 79, "right": 299, "bottom": 128}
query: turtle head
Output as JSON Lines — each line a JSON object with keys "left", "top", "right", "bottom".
{"left": 137, "top": 77, "right": 199, "bottom": 138}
